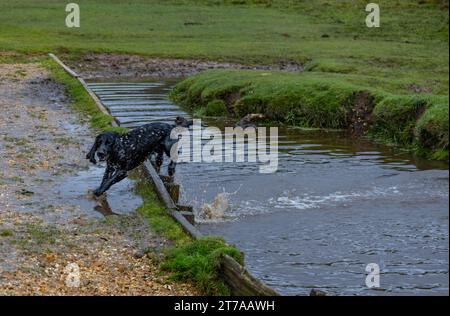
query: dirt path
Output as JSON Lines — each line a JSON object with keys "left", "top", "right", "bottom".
{"left": 66, "top": 53, "right": 304, "bottom": 79}
{"left": 0, "top": 63, "right": 198, "bottom": 295}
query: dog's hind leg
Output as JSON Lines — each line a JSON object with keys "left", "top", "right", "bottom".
{"left": 162, "top": 140, "right": 177, "bottom": 177}
{"left": 154, "top": 146, "right": 164, "bottom": 174}
{"left": 168, "top": 160, "right": 177, "bottom": 177}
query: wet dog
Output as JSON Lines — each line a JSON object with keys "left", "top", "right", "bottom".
{"left": 86, "top": 120, "right": 187, "bottom": 196}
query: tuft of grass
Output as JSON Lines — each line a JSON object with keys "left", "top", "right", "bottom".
{"left": 170, "top": 69, "right": 449, "bottom": 160}
{"left": 162, "top": 236, "right": 244, "bottom": 296}
{"left": 415, "top": 102, "right": 449, "bottom": 150}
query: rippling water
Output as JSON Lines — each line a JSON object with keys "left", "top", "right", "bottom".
{"left": 88, "top": 80, "right": 449, "bottom": 296}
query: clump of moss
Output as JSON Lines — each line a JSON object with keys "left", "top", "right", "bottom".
{"left": 162, "top": 236, "right": 244, "bottom": 296}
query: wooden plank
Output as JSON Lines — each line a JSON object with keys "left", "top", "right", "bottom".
{"left": 142, "top": 161, "right": 177, "bottom": 209}
{"left": 159, "top": 175, "right": 173, "bottom": 183}
{"left": 179, "top": 211, "right": 195, "bottom": 225}
{"left": 177, "top": 205, "right": 194, "bottom": 213}
{"left": 165, "top": 183, "right": 180, "bottom": 204}
{"left": 220, "top": 254, "right": 280, "bottom": 296}
{"left": 48, "top": 53, "right": 79, "bottom": 78}
{"left": 169, "top": 209, "right": 203, "bottom": 239}
{"left": 141, "top": 161, "right": 204, "bottom": 239}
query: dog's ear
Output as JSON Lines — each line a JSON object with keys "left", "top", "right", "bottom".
{"left": 104, "top": 132, "right": 119, "bottom": 147}
{"left": 86, "top": 134, "right": 103, "bottom": 164}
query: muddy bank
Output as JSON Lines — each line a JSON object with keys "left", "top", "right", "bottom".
{"left": 0, "top": 63, "right": 198, "bottom": 295}
{"left": 65, "top": 53, "right": 304, "bottom": 79}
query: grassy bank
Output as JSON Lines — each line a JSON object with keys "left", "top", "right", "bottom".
{"left": 170, "top": 69, "right": 449, "bottom": 160}
{"left": 1, "top": 0, "right": 448, "bottom": 95}
{"left": 43, "top": 57, "right": 243, "bottom": 295}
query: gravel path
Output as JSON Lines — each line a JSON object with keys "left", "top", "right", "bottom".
{"left": 0, "top": 63, "right": 198, "bottom": 295}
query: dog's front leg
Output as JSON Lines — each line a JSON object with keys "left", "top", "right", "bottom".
{"left": 99, "top": 164, "right": 113, "bottom": 188}
{"left": 94, "top": 169, "right": 127, "bottom": 197}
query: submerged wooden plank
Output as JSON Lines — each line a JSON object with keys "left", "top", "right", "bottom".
{"left": 165, "top": 182, "right": 180, "bottom": 204}
{"left": 177, "top": 205, "right": 194, "bottom": 213}
{"left": 179, "top": 211, "right": 195, "bottom": 225}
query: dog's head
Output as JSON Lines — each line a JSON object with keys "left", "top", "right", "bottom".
{"left": 86, "top": 132, "right": 118, "bottom": 164}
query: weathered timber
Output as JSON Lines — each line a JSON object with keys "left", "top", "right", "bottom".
{"left": 220, "top": 254, "right": 280, "bottom": 296}
{"left": 159, "top": 175, "right": 173, "bottom": 183}
{"left": 168, "top": 209, "right": 203, "bottom": 239}
{"left": 179, "top": 211, "right": 195, "bottom": 225}
{"left": 177, "top": 205, "right": 194, "bottom": 212}
{"left": 142, "top": 161, "right": 177, "bottom": 209}
{"left": 165, "top": 182, "right": 180, "bottom": 204}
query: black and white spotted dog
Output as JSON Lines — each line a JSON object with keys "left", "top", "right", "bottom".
{"left": 86, "top": 117, "right": 192, "bottom": 196}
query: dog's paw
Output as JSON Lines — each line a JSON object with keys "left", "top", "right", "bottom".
{"left": 86, "top": 153, "right": 97, "bottom": 164}
{"left": 93, "top": 189, "right": 104, "bottom": 197}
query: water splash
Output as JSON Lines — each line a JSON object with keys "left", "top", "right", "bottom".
{"left": 199, "top": 193, "right": 230, "bottom": 221}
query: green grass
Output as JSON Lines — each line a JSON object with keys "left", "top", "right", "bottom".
{"left": 170, "top": 69, "right": 449, "bottom": 159}
{"left": 0, "top": 0, "right": 448, "bottom": 95}
{"left": 44, "top": 56, "right": 242, "bottom": 295}
{"left": 162, "top": 236, "right": 244, "bottom": 295}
